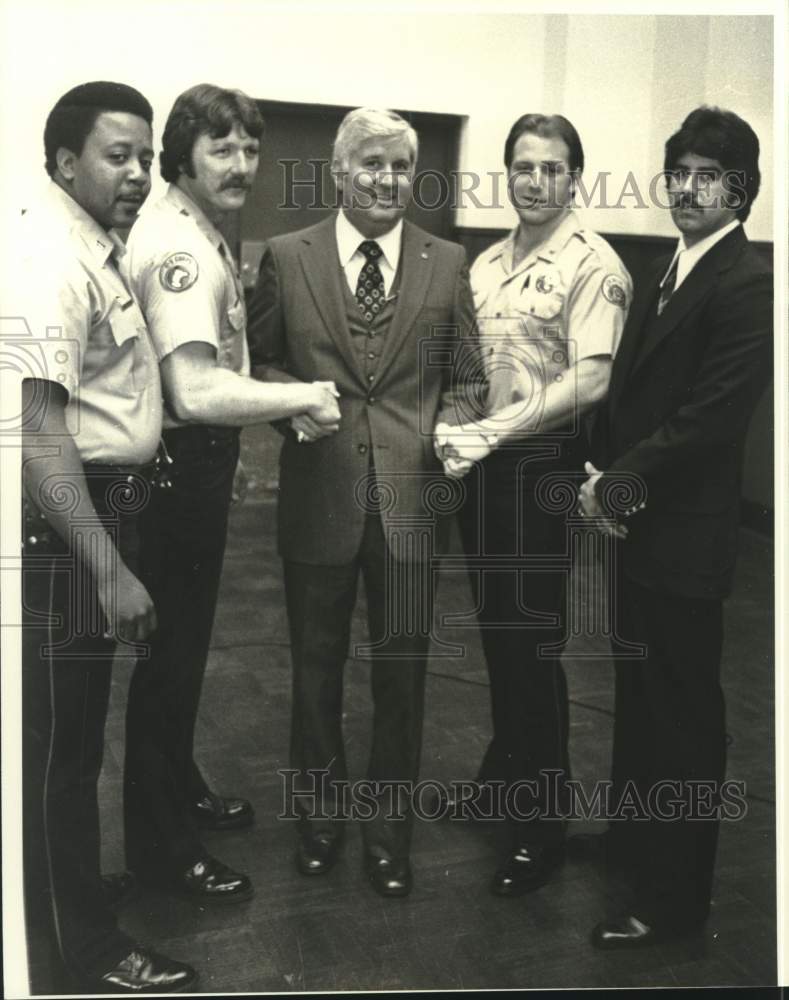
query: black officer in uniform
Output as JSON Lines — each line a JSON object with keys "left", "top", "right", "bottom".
{"left": 16, "top": 82, "right": 196, "bottom": 994}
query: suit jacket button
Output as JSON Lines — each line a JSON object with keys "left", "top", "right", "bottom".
{"left": 358, "top": 444, "right": 368, "bottom": 454}
{"left": 368, "top": 395, "right": 376, "bottom": 405}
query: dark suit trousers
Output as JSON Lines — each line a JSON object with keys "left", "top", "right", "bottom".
{"left": 124, "top": 426, "right": 239, "bottom": 873}
{"left": 22, "top": 476, "right": 137, "bottom": 988}
{"left": 609, "top": 575, "right": 725, "bottom": 928}
{"left": 458, "top": 445, "right": 578, "bottom": 846}
{"left": 284, "top": 512, "right": 432, "bottom": 860}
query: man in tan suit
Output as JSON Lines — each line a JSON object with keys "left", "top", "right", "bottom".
{"left": 248, "top": 107, "right": 476, "bottom": 897}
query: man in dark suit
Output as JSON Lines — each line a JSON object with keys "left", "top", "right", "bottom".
{"left": 247, "top": 107, "right": 476, "bottom": 897}
{"left": 578, "top": 106, "right": 772, "bottom": 947}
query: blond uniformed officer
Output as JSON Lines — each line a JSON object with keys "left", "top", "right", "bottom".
{"left": 17, "top": 82, "right": 196, "bottom": 994}
{"left": 435, "top": 113, "right": 631, "bottom": 897}
{"left": 123, "top": 84, "right": 340, "bottom": 905}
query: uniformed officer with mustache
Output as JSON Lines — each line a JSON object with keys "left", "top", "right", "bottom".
{"left": 123, "top": 84, "right": 340, "bottom": 904}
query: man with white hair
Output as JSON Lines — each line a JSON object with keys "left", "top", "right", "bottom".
{"left": 248, "top": 107, "right": 476, "bottom": 897}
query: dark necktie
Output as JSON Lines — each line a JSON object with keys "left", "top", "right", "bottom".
{"left": 657, "top": 257, "right": 678, "bottom": 316}
{"left": 355, "top": 240, "right": 385, "bottom": 323}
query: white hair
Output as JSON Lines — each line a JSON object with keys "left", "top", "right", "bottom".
{"left": 331, "top": 107, "right": 418, "bottom": 170}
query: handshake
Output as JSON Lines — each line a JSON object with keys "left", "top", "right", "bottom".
{"left": 433, "top": 421, "right": 497, "bottom": 479}
{"left": 294, "top": 381, "right": 342, "bottom": 443}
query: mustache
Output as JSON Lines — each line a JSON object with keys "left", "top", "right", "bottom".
{"left": 673, "top": 193, "right": 701, "bottom": 209}
{"left": 220, "top": 178, "right": 251, "bottom": 191}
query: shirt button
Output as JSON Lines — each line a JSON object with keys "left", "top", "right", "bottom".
{"left": 358, "top": 444, "right": 368, "bottom": 454}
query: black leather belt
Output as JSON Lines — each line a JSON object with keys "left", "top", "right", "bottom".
{"left": 82, "top": 458, "right": 159, "bottom": 483}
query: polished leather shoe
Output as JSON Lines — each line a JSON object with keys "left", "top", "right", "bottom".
{"left": 101, "top": 871, "right": 138, "bottom": 908}
{"left": 172, "top": 855, "right": 253, "bottom": 903}
{"left": 192, "top": 791, "right": 254, "bottom": 830}
{"left": 365, "top": 855, "right": 413, "bottom": 898}
{"left": 590, "top": 914, "right": 657, "bottom": 949}
{"left": 296, "top": 833, "right": 342, "bottom": 876}
{"left": 491, "top": 843, "right": 565, "bottom": 896}
{"left": 90, "top": 947, "right": 198, "bottom": 993}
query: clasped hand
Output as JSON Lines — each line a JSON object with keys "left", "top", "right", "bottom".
{"left": 433, "top": 422, "right": 492, "bottom": 479}
{"left": 292, "top": 380, "right": 341, "bottom": 443}
{"left": 577, "top": 461, "right": 628, "bottom": 539}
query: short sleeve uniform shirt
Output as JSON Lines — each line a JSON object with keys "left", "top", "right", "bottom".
{"left": 9, "top": 182, "right": 162, "bottom": 465}
{"left": 470, "top": 210, "right": 632, "bottom": 424}
{"left": 126, "top": 184, "right": 249, "bottom": 428}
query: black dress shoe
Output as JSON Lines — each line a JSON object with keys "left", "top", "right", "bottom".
{"left": 296, "top": 833, "right": 342, "bottom": 876}
{"left": 591, "top": 911, "right": 704, "bottom": 949}
{"left": 590, "top": 914, "right": 657, "bottom": 949}
{"left": 156, "top": 855, "right": 253, "bottom": 904}
{"left": 192, "top": 791, "right": 254, "bottom": 830}
{"left": 101, "top": 871, "right": 138, "bottom": 908}
{"left": 491, "top": 843, "right": 565, "bottom": 896}
{"left": 89, "top": 947, "right": 198, "bottom": 993}
{"left": 365, "top": 855, "right": 413, "bottom": 898}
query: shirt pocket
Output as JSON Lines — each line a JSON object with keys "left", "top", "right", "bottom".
{"left": 108, "top": 298, "right": 155, "bottom": 394}
{"left": 515, "top": 265, "right": 566, "bottom": 321}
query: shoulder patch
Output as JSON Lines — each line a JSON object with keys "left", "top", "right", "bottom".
{"left": 601, "top": 273, "right": 627, "bottom": 308}
{"left": 159, "top": 252, "right": 199, "bottom": 293}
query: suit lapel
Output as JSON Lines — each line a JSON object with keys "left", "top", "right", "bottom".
{"left": 608, "top": 258, "right": 665, "bottom": 416}
{"left": 296, "top": 216, "right": 364, "bottom": 383}
{"left": 628, "top": 226, "right": 746, "bottom": 381}
{"left": 374, "top": 221, "right": 435, "bottom": 385}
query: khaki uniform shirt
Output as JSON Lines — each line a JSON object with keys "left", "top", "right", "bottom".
{"left": 471, "top": 211, "right": 632, "bottom": 424}
{"left": 10, "top": 182, "right": 161, "bottom": 464}
{"left": 126, "top": 185, "right": 249, "bottom": 428}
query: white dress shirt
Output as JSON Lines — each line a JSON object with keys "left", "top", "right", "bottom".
{"left": 335, "top": 210, "right": 403, "bottom": 298}
{"left": 660, "top": 219, "right": 741, "bottom": 293}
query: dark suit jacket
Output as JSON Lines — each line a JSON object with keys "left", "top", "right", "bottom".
{"left": 595, "top": 225, "right": 772, "bottom": 599}
{"left": 247, "top": 215, "right": 477, "bottom": 565}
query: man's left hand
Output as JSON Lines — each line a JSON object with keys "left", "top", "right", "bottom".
{"left": 578, "top": 461, "right": 628, "bottom": 539}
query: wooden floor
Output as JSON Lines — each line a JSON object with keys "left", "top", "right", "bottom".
{"left": 96, "top": 425, "right": 777, "bottom": 992}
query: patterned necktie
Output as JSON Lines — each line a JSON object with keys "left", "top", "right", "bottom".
{"left": 657, "top": 257, "right": 678, "bottom": 316}
{"left": 355, "top": 240, "right": 385, "bottom": 322}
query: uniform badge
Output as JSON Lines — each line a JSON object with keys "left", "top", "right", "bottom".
{"left": 601, "top": 274, "right": 627, "bottom": 308}
{"left": 159, "top": 252, "right": 199, "bottom": 292}
{"left": 535, "top": 273, "right": 555, "bottom": 294}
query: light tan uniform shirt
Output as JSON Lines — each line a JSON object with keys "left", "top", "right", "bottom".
{"left": 126, "top": 185, "right": 249, "bottom": 429}
{"left": 470, "top": 211, "right": 632, "bottom": 426}
{"left": 10, "top": 182, "right": 162, "bottom": 464}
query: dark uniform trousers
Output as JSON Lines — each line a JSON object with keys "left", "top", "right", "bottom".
{"left": 609, "top": 574, "right": 725, "bottom": 928}
{"left": 22, "top": 469, "right": 147, "bottom": 990}
{"left": 458, "top": 438, "right": 584, "bottom": 846}
{"left": 124, "top": 425, "right": 240, "bottom": 874}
